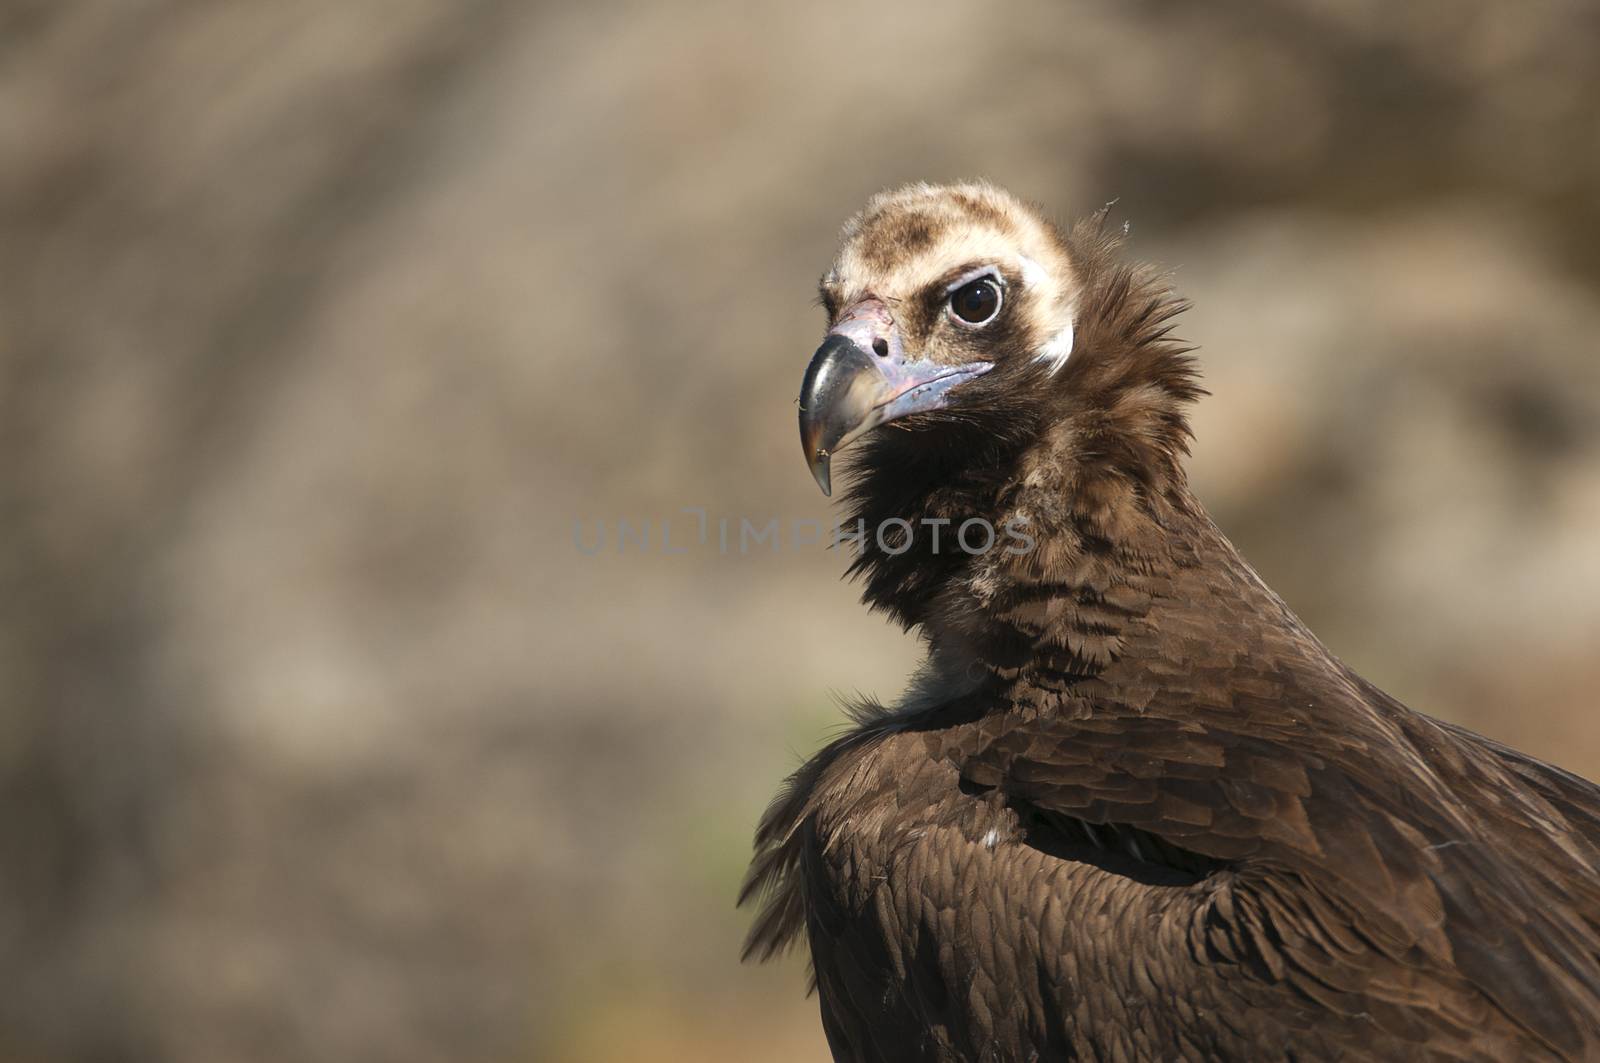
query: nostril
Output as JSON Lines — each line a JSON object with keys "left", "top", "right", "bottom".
{"left": 872, "top": 338, "right": 889, "bottom": 358}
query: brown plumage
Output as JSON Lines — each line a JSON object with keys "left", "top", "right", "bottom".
{"left": 741, "top": 182, "right": 1600, "bottom": 1062}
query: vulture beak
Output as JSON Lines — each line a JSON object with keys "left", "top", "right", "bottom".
{"left": 798, "top": 298, "right": 993, "bottom": 495}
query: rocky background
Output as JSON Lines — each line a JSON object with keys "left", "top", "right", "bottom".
{"left": 2, "top": 2, "right": 1598, "bottom": 1060}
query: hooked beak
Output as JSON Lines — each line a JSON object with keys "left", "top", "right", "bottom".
{"left": 797, "top": 299, "right": 992, "bottom": 495}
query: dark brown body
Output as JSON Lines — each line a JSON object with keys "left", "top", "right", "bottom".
{"left": 750, "top": 507, "right": 1600, "bottom": 1060}
{"left": 744, "top": 185, "right": 1600, "bottom": 1061}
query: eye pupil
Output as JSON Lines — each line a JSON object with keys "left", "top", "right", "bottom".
{"left": 950, "top": 278, "right": 1000, "bottom": 324}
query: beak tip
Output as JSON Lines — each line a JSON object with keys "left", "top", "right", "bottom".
{"left": 808, "top": 451, "right": 832, "bottom": 496}
{"left": 799, "top": 335, "right": 881, "bottom": 499}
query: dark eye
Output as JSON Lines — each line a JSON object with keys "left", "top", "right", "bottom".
{"left": 949, "top": 277, "right": 1001, "bottom": 325}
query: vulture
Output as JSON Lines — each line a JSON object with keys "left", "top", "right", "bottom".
{"left": 740, "top": 181, "right": 1600, "bottom": 1062}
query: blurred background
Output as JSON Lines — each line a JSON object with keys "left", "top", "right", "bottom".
{"left": 3, "top": 1, "right": 1599, "bottom": 1060}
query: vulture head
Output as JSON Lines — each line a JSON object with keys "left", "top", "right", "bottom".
{"left": 801, "top": 181, "right": 1080, "bottom": 495}
{"left": 798, "top": 182, "right": 1202, "bottom": 637}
